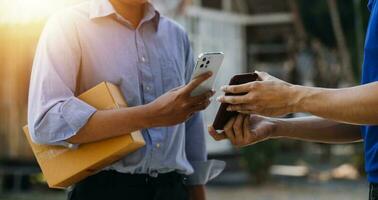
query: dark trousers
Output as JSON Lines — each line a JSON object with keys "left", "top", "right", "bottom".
{"left": 371, "top": 183, "right": 378, "bottom": 200}
{"left": 68, "top": 171, "right": 189, "bottom": 200}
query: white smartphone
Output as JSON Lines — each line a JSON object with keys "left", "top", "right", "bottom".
{"left": 191, "top": 52, "right": 224, "bottom": 96}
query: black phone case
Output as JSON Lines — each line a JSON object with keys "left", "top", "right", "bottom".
{"left": 212, "top": 73, "right": 259, "bottom": 130}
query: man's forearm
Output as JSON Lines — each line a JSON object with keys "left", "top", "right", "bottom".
{"left": 66, "top": 73, "right": 213, "bottom": 144}
{"left": 66, "top": 105, "right": 155, "bottom": 144}
{"left": 294, "top": 82, "right": 378, "bottom": 125}
{"left": 275, "top": 116, "right": 362, "bottom": 144}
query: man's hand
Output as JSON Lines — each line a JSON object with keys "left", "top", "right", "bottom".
{"left": 217, "top": 71, "right": 303, "bottom": 117}
{"left": 146, "top": 72, "right": 214, "bottom": 127}
{"left": 209, "top": 114, "right": 280, "bottom": 147}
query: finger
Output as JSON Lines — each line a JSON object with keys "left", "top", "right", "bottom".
{"left": 208, "top": 126, "right": 227, "bottom": 141}
{"left": 169, "top": 85, "right": 185, "bottom": 92}
{"left": 247, "top": 107, "right": 286, "bottom": 117}
{"left": 227, "top": 104, "right": 257, "bottom": 112}
{"left": 182, "top": 72, "right": 213, "bottom": 94}
{"left": 221, "top": 83, "right": 251, "bottom": 94}
{"left": 224, "top": 117, "right": 236, "bottom": 143}
{"left": 188, "top": 90, "right": 214, "bottom": 105}
{"left": 242, "top": 115, "right": 251, "bottom": 144}
{"left": 211, "top": 132, "right": 227, "bottom": 141}
{"left": 216, "top": 95, "right": 249, "bottom": 105}
{"left": 255, "top": 71, "right": 283, "bottom": 83}
{"left": 233, "top": 114, "right": 244, "bottom": 145}
{"left": 192, "top": 100, "right": 211, "bottom": 112}
{"left": 255, "top": 71, "right": 270, "bottom": 81}
{"left": 239, "top": 111, "right": 252, "bottom": 115}
{"left": 208, "top": 125, "right": 217, "bottom": 135}
{"left": 230, "top": 105, "right": 271, "bottom": 116}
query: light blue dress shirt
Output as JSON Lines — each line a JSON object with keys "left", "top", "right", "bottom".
{"left": 27, "top": 0, "right": 224, "bottom": 185}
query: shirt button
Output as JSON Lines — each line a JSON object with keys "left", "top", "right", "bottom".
{"left": 156, "top": 143, "right": 161, "bottom": 148}
{"left": 141, "top": 56, "right": 146, "bottom": 63}
{"left": 145, "top": 85, "right": 151, "bottom": 91}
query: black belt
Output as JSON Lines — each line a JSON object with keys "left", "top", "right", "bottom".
{"left": 82, "top": 170, "right": 186, "bottom": 186}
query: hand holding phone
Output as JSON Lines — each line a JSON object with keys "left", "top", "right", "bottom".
{"left": 212, "top": 73, "right": 259, "bottom": 131}
{"left": 147, "top": 72, "right": 214, "bottom": 127}
{"left": 191, "top": 52, "right": 224, "bottom": 96}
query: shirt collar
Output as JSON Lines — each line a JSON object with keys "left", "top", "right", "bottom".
{"left": 89, "top": 0, "right": 160, "bottom": 30}
{"left": 89, "top": 0, "right": 115, "bottom": 19}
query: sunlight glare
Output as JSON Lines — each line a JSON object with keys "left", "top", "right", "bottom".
{"left": 0, "top": 0, "right": 80, "bottom": 24}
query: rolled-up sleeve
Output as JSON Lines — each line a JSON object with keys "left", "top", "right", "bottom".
{"left": 183, "top": 33, "right": 225, "bottom": 185}
{"left": 28, "top": 12, "right": 96, "bottom": 145}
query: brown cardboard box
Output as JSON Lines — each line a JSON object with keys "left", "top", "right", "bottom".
{"left": 23, "top": 82, "right": 145, "bottom": 189}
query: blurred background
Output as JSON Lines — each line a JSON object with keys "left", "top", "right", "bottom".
{"left": 0, "top": 0, "right": 372, "bottom": 199}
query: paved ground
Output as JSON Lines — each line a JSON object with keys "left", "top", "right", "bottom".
{"left": 207, "top": 180, "right": 368, "bottom": 200}
{"left": 0, "top": 179, "right": 369, "bottom": 200}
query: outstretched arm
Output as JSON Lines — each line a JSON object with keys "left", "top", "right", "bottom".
{"left": 209, "top": 115, "right": 362, "bottom": 147}
{"left": 293, "top": 83, "right": 378, "bottom": 125}
{"left": 276, "top": 116, "right": 362, "bottom": 144}
{"left": 218, "top": 72, "right": 378, "bottom": 125}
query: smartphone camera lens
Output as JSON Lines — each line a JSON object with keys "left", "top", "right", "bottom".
{"left": 205, "top": 65, "right": 208, "bottom": 68}
{"left": 200, "top": 64, "right": 204, "bottom": 68}
{"left": 206, "top": 61, "right": 210, "bottom": 64}
{"left": 202, "top": 57, "right": 207, "bottom": 62}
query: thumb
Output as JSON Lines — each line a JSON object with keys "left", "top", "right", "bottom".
{"left": 255, "top": 71, "right": 291, "bottom": 87}
{"left": 182, "top": 72, "right": 212, "bottom": 95}
{"left": 254, "top": 71, "right": 273, "bottom": 81}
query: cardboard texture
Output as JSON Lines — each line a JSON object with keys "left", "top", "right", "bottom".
{"left": 23, "top": 82, "right": 145, "bottom": 189}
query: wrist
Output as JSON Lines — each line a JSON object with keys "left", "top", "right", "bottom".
{"left": 142, "top": 103, "right": 160, "bottom": 128}
{"left": 271, "top": 118, "right": 293, "bottom": 139}
{"left": 290, "top": 85, "right": 313, "bottom": 113}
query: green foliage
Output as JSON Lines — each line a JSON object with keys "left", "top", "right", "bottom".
{"left": 240, "top": 140, "right": 280, "bottom": 184}
{"left": 297, "top": 0, "right": 370, "bottom": 78}
{"left": 298, "top": 0, "right": 369, "bottom": 47}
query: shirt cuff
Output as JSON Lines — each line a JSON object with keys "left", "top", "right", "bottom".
{"left": 185, "top": 159, "right": 226, "bottom": 185}
{"left": 32, "top": 97, "right": 96, "bottom": 146}
{"left": 61, "top": 97, "right": 97, "bottom": 133}
{"left": 57, "top": 97, "right": 96, "bottom": 147}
